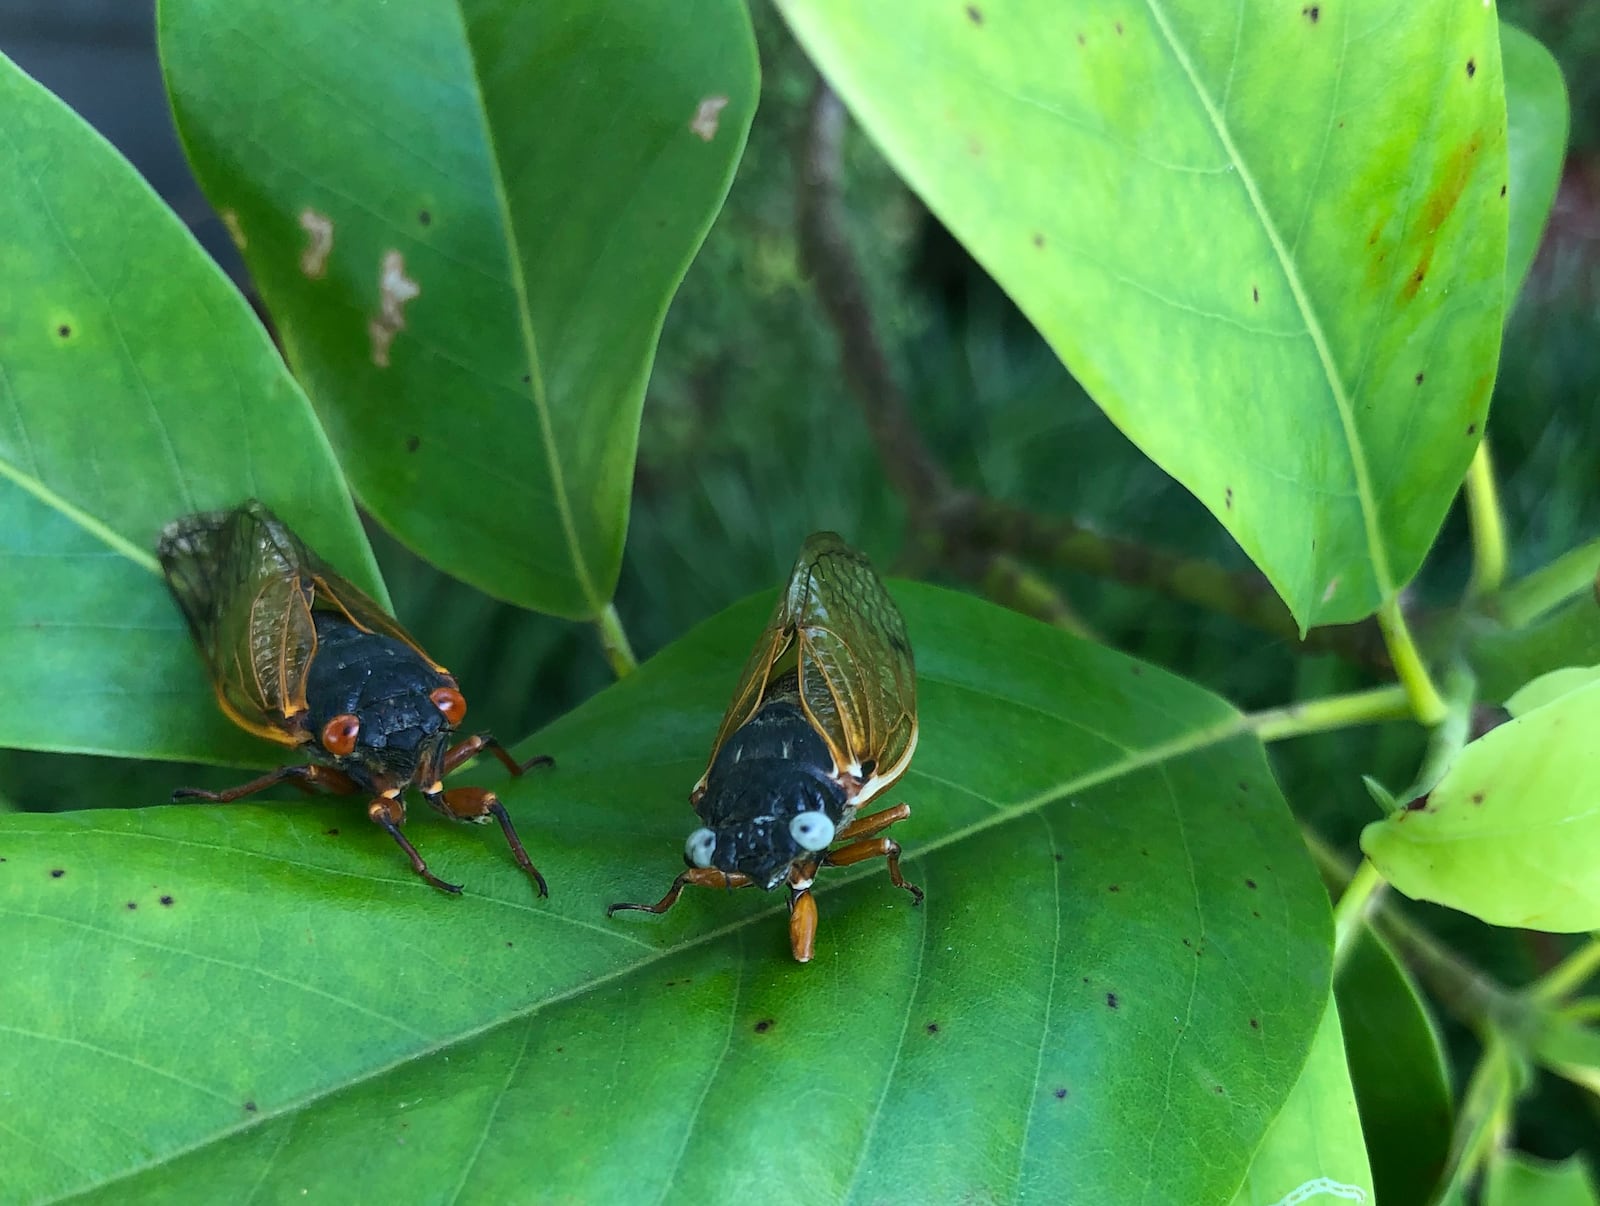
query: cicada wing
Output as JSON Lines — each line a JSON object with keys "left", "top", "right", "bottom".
{"left": 789, "top": 533, "right": 916, "bottom": 782}
{"left": 300, "top": 553, "right": 448, "bottom": 677}
{"left": 158, "top": 501, "right": 317, "bottom": 746}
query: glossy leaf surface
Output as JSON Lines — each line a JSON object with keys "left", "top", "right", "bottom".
{"left": 1225, "top": 997, "right": 1372, "bottom": 1206}
{"left": 0, "top": 586, "right": 1330, "bottom": 1203}
{"left": 1338, "top": 928, "right": 1454, "bottom": 1205}
{"left": 0, "top": 54, "right": 379, "bottom": 766}
{"left": 1502, "top": 23, "right": 1569, "bottom": 300}
{"left": 160, "top": 0, "right": 758, "bottom": 619}
{"left": 777, "top": 0, "right": 1508, "bottom": 628}
{"left": 1362, "top": 679, "right": 1600, "bottom": 931}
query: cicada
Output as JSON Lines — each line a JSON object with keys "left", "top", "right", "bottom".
{"left": 608, "top": 532, "right": 921, "bottom": 962}
{"left": 158, "top": 500, "right": 550, "bottom": 896}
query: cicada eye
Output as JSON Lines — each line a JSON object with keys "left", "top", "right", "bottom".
{"left": 685, "top": 827, "right": 717, "bottom": 869}
{"left": 790, "top": 810, "right": 836, "bottom": 852}
{"left": 320, "top": 713, "right": 361, "bottom": 757}
{"left": 429, "top": 686, "right": 467, "bottom": 726}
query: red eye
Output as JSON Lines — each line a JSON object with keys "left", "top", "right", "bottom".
{"left": 430, "top": 686, "right": 466, "bottom": 726}
{"left": 320, "top": 713, "right": 360, "bottom": 757}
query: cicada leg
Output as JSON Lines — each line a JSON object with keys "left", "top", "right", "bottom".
{"left": 423, "top": 786, "right": 548, "bottom": 899}
{"left": 365, "top": 796, "right": 463, "bottom": 895}
{"left": 787, "top": 886, "right": 820, "bottom": 964}
{"left": 440, "top": 734, "right": 554, "bottom": 778}
{"left": 823, "top": 803, "right": 924, "bottom": 906}
{"left": 606, "top": 868, "right": 754, "bottom": 918}
{"left": 171, "top": 762, "right": 361, "bottom": 802}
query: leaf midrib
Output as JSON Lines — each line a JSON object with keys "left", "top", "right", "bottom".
{"left": 48, "top": 708, "right": 1252, "bottom": 1203}
{"left": 1142, "top": 0, "right": 1395, "bottom": 606}
{"left": 443, "top": 3, "right": 601, "bottom": 617}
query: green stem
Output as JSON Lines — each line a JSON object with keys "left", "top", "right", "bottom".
{"left": 1465, "top": 441, "right": 1508, "bottom": 599}
{"left": 1249, "top": 684, "right": 1413, "bottom": 742}
{"left": 1396, "top": 661, "right": 1475, "bottom": 803}
{"left": 1377, "top": 598, "right": 1448, "bottom": 725}
{"left": 1531, "top": 936, "right": 1600, "bottom": 1005}
{"left": 977, "top": 552, "right": 1095, "bottom": 640}
{"left": 1498, "top": 536, "right": 1600, "bottom": 629}
{"left": 1331, "top": 858, "right": 1386, "bottom": 971}
{"left": 594, "top": 603, "right": 638, "bottom": 678}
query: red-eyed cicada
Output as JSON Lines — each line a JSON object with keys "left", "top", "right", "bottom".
{"left": 608, "top": 532, "right": 920, "bottom": 961}
{"left": 158, "top": 500, "right": 549, "bottom": 896}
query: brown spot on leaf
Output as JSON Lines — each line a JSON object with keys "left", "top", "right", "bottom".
{"left": 1499, "top": 183, "right": 1507, "bottom": 198}
{"left": 298, "top": 208, "right": 334, "bottom": 278}
{"left": 1032, "top": 233, "right": 1045, "bottom": 248}
{"left": 1251, "top": 285, "right": 1259, "bottom": 303}
{"left": 244, "top": 1101, "right": 258, "bottom": 1113}
{"left": 753, "top": 1019, "right": 774, "bottom": 1034}
{"left": 405, "top": 435, "right": 421, "bottom": 453}
{"left": 1115, "top": 20, "right": 1123, "bottom": 34}
{"left": 1415, "top": 372, "right": 1425, "bottom": 385}
{"left": 160, "top": 895, "right": 174, "bottom": 906}
{"left": 689, "top": 95, "right": 731, "bottom": 141}
{"left": 50, "top": 869, "right": 64, "bottom": 878}
{"left": 1108, "top": 884, "right": 1120, "bottom": 893}
{"left": 125, "top": 902, "right": 137, "bottom": 910}
{"left": 325, "top": 828, "right": 340, "bottom": 836}
{"left": 1054, "top": 1087, "right": 1068, "bottom": 1099}
{"left": 1467, "top": 423, "right": 1477, "bottom": 436}
{"left": 1303, "top": 5, "right": 1319, "bottom": 21}
{"left": 926, "top": 1022, "right": 940, "bottom": 1034}
{"left": 1250, "top": 1017, "right": 1260, "bottom": 1029}
{"left": 418, "top": 209, "right": 432, "bottom": 226}
{"left": 1106, "top": 992, "right": 1119, "bottom": 1009}
{"left": 1225, "top": 487, "right": 1234, "bottom": 509}
{"left": 220, "top": 209, "right": 247, "bottom": 249}
{"left": 965, "top": 3, "right": 983, "bottom": 23}
{"left": 56, "top": 324, "right": 71, "bottom": 338}
{"left": 1076, "top": 31, "right": 1086, "bottom": 45}
{"left": 369, "top": 250, "right": 421, "bottom": 368}
{"left": 1245, "top": 878, "right": 1258, "bottom": 890}
{"left": 1466, "top": 58, "right": 1476, "bottom": 78}
{"left": 1472, "top": 791, "right": 1485, "bottom": 804}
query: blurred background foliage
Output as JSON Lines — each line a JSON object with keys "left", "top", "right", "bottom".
{"left": 1, "top": 0, "right": 1597, "bottom": 1169}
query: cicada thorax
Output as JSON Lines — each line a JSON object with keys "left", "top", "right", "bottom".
{"left": 302, "top": 611, "right": 460, "bottom": 797}
{"left": 686, "top": 671, "right": 854, "bottom": 891}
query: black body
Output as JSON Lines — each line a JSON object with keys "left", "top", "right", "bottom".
{"left": 695, "top": 700, "right": 848, "bottom": 890}
{"left": 304, "top": 612, "right": 455, "bottom": 793}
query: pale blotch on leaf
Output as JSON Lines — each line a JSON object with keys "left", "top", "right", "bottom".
{"left": 1321, "top": 577, "right": 1340, "bottom": 604}
{"left": 689, "top": 95, "right": 730, "bottom": 142}
{"left": 369, "top": 249, "right": 421, "bottom": 369}
{"left": 220, "top": 209, "right": 247, "bottom": 250}
{"left": 298, "top": 208, "right": 334, "bottom": 278}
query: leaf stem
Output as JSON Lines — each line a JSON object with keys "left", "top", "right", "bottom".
{"left": 1465, "top": 441, "right": 1508, "bottom": 599}
{"left": 1377, "top": 598, "right": 1448, "bottom": 725}
{"left": 1249, "top": 683, "right": 1413, "bottom": 742}
{"left": 974, "top": 551, "right": 1094, "bottom": 640}
{"left": 1395, "top": 661, "right": 1475, "bottom": 803}
{"left": 1530, "top": 936, "right": 1600, "bottom": 1006}
{"left": 594, "top": 603, "right": 638, "bottom": 678}
{"left": 1331, "top": 858, "right": 1386, "bottom": 971}
{"left": 1497, "top": 536, "right": 1600, "bottom": 629}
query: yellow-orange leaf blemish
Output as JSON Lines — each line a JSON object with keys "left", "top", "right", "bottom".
{"left": 689, "top": 95, "right": 730, "bottom": 141}
{"left": 298, "top": 208, "right": 333, "bottom": 278}
{"left": 369, "top": 250, "right": 420, "bottom": 368}
{"left": 220, "top": 209, "right": 247, "bottom": 250}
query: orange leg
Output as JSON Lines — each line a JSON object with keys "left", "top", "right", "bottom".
{"left": 834, "top": 802, "right": 911, "bottom": 844}
{"left": 824, "top": 836, "right": 924, "bottom": 905}
{"left": 606, "top": 868, "right": 754, "bottom": 918}
{"left": 365, "top": 797, "right": 463, "bottom": 895}
{"left": 441, "top": 734, "right": 554, "bottom": 778}
{"left": 788, "top": 887, "right": 820, "bottom": 963}
{"left": 172, "top": 762, "right": 360, "bottom": 803}
{"left": 424, "top": 786, "right": 548, "bottom": 898}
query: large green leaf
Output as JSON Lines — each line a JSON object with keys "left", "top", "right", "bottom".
{"left": 1485, "top": 1153, "right": 1600, "bottom": 1206}
{"left": 1361, "top": 678, "right": 1600, "bottom": 931}
{"left": 0, "top": 586, "right": 1330, "bottom": 1203}
{"left": 0, "top": 54, "right": 378, "bottom": 766}
{"left": 159, "top": 0, "right": 758, "bottom": 620}
{"left": 1226, "top": 996, "right": 1373, "bottom": 1206}
{"left": 777, "top": 0, "right": 1508, "bottom": 629}
{"left": 1338, "top": 928, "right": 1453, "bottom": 1205}
{"left": 1501, "top": 23, "right": 1569, "bottom": 301}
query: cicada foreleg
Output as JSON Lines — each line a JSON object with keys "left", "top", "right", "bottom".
{"left": 440, "top": 734, "right": 554, "bottom": 779}
{"left": 421, "top": 786, "right": 548, "bottom": 899}
{"left": 365, "top": 796, "right": 463, "bottom": 896}
{"left": 171, "top": 761, "right": 361, "bottom": 803}
{"left": 823, "top": 804, "right": 924, "bottom": 906}
{"left": 606, "top": 868, "right": 754, "bottom": 918}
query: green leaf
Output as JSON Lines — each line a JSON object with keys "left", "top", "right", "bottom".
{"left": 776, "top": 0, "right": 1508, "bottom": 629}
{"left": 1506, "top": 665, "right": 1600, "bottom": 716}
{"left": 1485, "top": 1153, "right": 1600, "bottom": 1206}
{"left": 0, "top": 585, "right": 1330, "bottom": 1203}
{"left": 1501, "top": 23, "right": 1569, "bottom": 302}
{"left": 1361, "top": 679, "right": 1600, "bottom": 930}
{"left": 1338, "top": 929, "right": 1454, "bottom": 1206}
{"left": 0, "top": 54, "right": 379, "bottom": 766}
{"left": 159, "top": 0, "right": 758, "bottom": 620}
{"left": 1533, "top": 1006, "right": 1600, "bottom": 1098}
{"left": 1471, "top": 597, "right": 1600, "bottom": 705}
{"left": 1226, "top": 996, "right": 1373, "bottom": 1206}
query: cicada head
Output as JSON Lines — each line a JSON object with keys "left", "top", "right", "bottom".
{"left": 686, "top": 700, "right": 850, "bottom": 891}
{"left": 303, "top": 612, "right": 465, "bottom": 795}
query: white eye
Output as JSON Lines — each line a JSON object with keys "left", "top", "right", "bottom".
{"left": 790, "top": 810, "right": 836, "bottom": 852}
{"left": 685, "top": 827, "right": 717, "bottom": 868}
